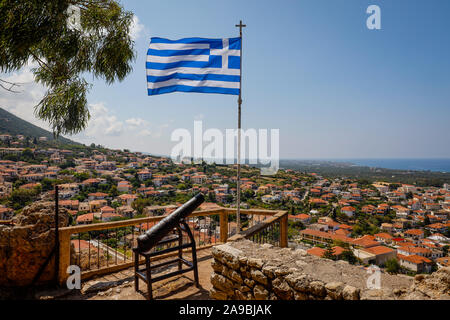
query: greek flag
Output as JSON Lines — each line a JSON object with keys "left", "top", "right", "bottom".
{"left": 146, "top": 37, "right": 241, "bottom": 96}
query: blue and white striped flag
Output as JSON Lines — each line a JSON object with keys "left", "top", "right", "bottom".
{"left": 146, "top": 37, "right": 241, "bottom": 96}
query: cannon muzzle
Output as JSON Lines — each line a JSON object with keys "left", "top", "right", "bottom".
{"left": 136, "top": 193, "right": 205, "bottom": 252}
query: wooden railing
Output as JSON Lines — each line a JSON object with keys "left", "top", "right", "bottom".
{"left": 226, "top": 209, "right": 288, "bottom": 247}
{"left": 57, "top": 208, "right": 288, "bottom": 285}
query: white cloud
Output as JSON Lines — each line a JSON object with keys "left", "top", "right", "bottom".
{"left": 0, "top": 63, "right": 49, "bottom": 130}
{"left": 138, "top": 129, "right": 152, "bottom": 136}
{"left": 84, "top": 103, "right": 124, "bottom": 137}
{"left": 129, "top": 15, "right": 145, "bottom": 41}
{"left": 126, "top": 117, "right": 148, "bottom": 128}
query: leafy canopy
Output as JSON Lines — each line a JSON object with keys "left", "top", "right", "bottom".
{"left": 0, "top": 0, "right": 136, "bottom": 136}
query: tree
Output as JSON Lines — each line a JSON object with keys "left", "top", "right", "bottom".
{"left": 73, "top": 172, "right": 90, "bottom": 181}
{"left": 340, "top": 249, "right": 358, "bottom": 265}
{"left": 385, "top": 258, "right": 400, "bottom": 274}
{"left": 22, "top": 148, "right": 34, "bottom": 160}
{"left": 9, "top": 187, "right": 41, "bottom": 209}
{"left": 323, "top": 247, "right": 336, "bottom": 260}
{"left": 109, "top": 185, "right": 119, "bottom": 197}
{"left": 60, "top": 160, "right": 75, "bottom": 169}
{"left": 41, "top": 178, "right": 55, "bottom": 191}
{"left": 0, "top": 0, "right": 136, "bottom": 136}
{"left": 207, "top": 191, "right": 216, "bottom": 202}
{"left": 132, "top": 198, "right": 151, "bottom": 215}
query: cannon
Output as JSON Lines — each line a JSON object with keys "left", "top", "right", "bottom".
{"left": 136, "top": 193, "right": 204, "bottom": 253}
{"left": 133, "top": 193, "right": 204, "bottom": 300}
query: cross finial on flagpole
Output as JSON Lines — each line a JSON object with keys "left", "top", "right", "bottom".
{"left": 235, "top": 20, "right": 246, "bottom": 36}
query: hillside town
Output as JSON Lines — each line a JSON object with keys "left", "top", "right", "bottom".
{"left": 0, "top": 133, "right": 449, "bottom": 277}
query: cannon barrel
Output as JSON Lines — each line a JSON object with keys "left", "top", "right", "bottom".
{"left": 136, "top": 193, "right": 205, "bottom": 252}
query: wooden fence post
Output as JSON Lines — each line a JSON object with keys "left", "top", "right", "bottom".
{"left": 280, "top": 214, "right": 288, "bottom": 248}
{"left": 219, "top": 210, "right": 228, "bottom": 243}
{"left": 58, "top": 230, "right": 71, "bottom": 286}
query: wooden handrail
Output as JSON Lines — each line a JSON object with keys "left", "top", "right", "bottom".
{"left": 228, "top": 210, "right": 288, "bottom": 247}
{"left": 223, "top": 208, "right": 286, "bottom": 216}
{"left": 59, "top": 208, "right": 225, "bottom": 234}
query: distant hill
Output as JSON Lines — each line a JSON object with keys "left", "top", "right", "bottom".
{"left": 0, "top": 107, "right": 80, "bottom": 145}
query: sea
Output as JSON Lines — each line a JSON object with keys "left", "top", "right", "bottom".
{"left": 333, "top": 158, "right": 450, "bottom": 173}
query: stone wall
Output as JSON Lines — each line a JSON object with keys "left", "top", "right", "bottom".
{"left": 0, "top": 201, "right": 70, "bottom": 287}
{"left": 210, "top": 240, "right": 450, "bottom": 300}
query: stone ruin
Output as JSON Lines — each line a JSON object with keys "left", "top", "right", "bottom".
{"left": 0, "top": 201, "right": 70, "bottom": 287}
{"left": 210, "top": 240, "right": 450, "bottom": 300}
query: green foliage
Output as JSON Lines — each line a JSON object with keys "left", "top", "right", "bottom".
{"left": 385, "top": 258, "right": 401, "bottom": 274}
{"left": 60, "top": 160, "right": 76, "bottom": 169}
{"left": 73, "top": 172, "right": 90, "bottom": 181}
{"left": 323, "top": 247, "right": 336, "bottom": 260}
{"left": 131, "top": 198, "right": 152, "bottom": 215}
{"left": 287, "top": 220, "right": 304, "bottom": 240}
{"left": 109, "top": 185, "right": 119, "bottom": 197}
{"left": 0, "top": 0, "right": 136, "bottom": 136}
{"left": 340, "top": 250, "right": 358, "bottom": 265}
{"left": 8, "top": 186, "right": 41, "bottom": 210}
{"left": 41, "top": 178, "right": 56, "bottom": 191}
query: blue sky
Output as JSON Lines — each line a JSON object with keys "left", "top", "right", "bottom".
{"left": 2, "top": 0, "right": 450, "bottom": 159}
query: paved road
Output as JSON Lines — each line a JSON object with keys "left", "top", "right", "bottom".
{"left": 88, "top": 240, "right": 128, "bottom": 261}
{"left": 302, "top": 190, "right": 309, "bottom": 201}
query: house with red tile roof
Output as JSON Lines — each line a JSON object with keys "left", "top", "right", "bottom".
{"left": 335, "top": 228, "right": 351, "bottom": 236}
{"left": 362, "top": 246, "right": 397, "bottom": 266}
{"left": 374, "top": 232, "right": 393, "bottom": 244}
{"left": 88, "top": 192, "right": 108, "bottom": 200}
{"left": 309, "top": 198, "right": 328, "bottom": 206}
{"left": 118, "top": 194, "right": 137, "bottom": 206}
{"left": 397, "top": 246, "right": 432, "bottom": 258}
{"left": 306, "top": 247, "right": 325, "bottom": 258}
{"left": 351, "top": 235, "right": 379, "bottom": 248}
{"left": 404, "top": 228, "right": 424, "bottom": 241}
{"left": 289, "top": 213, "right": 311, "bottom": 224}
{"left": 59, "top": 200, "right": 79, "bottom": 211}
{"left": 361, "top": 205, "right": 376, "bottom": 214}
{"left": 101, "top": 212, "right": 122, "bottom": 222}
{"left": 307, "top": 246, "right": 345, "bottom": 259}
{"left": 341, "top": 206, "right": 356, "bottom": 217}
{"left": 397, "top": 254, "right": 432, "bottom": 273}
{"left": 76, "top": 213, "right": 94, "bottom": 224}
{"left": 117, "top": 180, "right": 131, "bottom": 193}
{"left": 426, "top": 223, "right": 447, "bottom": 234}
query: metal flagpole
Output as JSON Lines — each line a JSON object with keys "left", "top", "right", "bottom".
{"left": 236, "top": 20, "right": 246, "bottom": 233}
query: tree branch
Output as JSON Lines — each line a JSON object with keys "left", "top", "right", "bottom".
{"left": 0, "top": 79, "right": 21, "bottom": 93}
